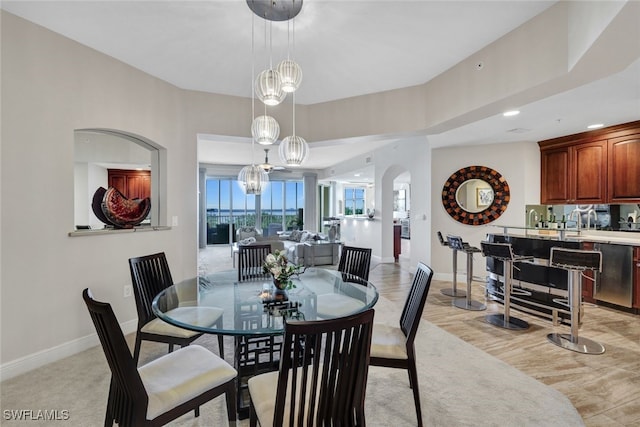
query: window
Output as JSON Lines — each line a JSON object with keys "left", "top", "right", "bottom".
{"left": 205, "top": 177, "right": 304, "bottom": 243}
{"left": 344, "top": 187, "right": 365, "bottom": 216}
{"left": 205, "top": 178, "right": 256, "bottom": 244}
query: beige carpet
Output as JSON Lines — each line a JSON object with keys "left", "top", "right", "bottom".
{"left": 0, "top": 296, "right": 583, "bottom": 426}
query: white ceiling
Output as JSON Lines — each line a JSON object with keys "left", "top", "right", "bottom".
{"left": 4, "top": 0, "right": 639, "bottom": 182}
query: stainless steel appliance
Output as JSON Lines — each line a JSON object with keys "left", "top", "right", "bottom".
{"left": 593, "top": 243, "right": 634, "bottom": 307}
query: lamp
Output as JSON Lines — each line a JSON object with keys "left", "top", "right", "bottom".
{"left": 239, "top": 10, "right": 270, "bottom": 195}
{"left": 255, "top": 69, "right": 285, "bottom": 106}
{"left": 279, "top": 90, "right": 308, "bottom": 166}
{"left": 238, "top": 164, "right": 269, "bottom": 195}
{"left": 251, "top": 114, "right": 279, "bottom": 145}
{"left": 277, "top": 17, "right": 302, "bottom": 93}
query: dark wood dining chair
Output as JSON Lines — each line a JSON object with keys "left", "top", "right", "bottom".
{"left": 82, "top": 288, "right": 237, "bottom": 427}
{"left": 338, "top": 245, "right": 372, "bottom": 281}
{"left": 238, "top": 244, "right": 272, "bottom": 282}
{"left": 248, "top": 309, "right": 375, "bottom": 427}
{"left": 369, "top": 262, "right": 434, "bottom": 427}
{"left": 129, "top": 252, "right": 224, "bottom": 363}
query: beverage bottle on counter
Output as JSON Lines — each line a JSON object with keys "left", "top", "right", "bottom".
{"left": 560, "top": 215, "right": 566, "bottom": 229}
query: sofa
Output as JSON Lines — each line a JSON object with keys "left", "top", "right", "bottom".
{"left": 279, "top": 230, "right": 340, "bottom": 267}
{"left": 235, "top": 227, "right": 339, "bottom": 267}
{"left": 235, "top": 227, "right": 285, "bottom": 253}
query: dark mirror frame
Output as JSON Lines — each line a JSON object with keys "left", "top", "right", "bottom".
{"left": 441, "top": 165, "right": 510, "bottom": 225}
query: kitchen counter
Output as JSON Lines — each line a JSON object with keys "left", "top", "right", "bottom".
{"left": 492, "top": 225, "right": 640, "bottom": 246}
{"left": 568, "top": 232, "right": 640, "bottom": 246}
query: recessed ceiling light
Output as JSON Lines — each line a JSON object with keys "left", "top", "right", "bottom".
{"left": 354, "top": 173, "right": 361, "bottom": 177}
{"left": 503, "top": 110, "right": 520, "bottom": 117}
{"left": 587, "top": 123, "right": 604, "bottom": 129}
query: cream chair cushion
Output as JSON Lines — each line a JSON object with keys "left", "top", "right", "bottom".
{"left": 141, "top": 306, "right": 224, "bottom": 338}
{"left": 248, "top": 368, "right": 318, "bottom": 427}
{"left": 370, "top": 324, "right": 408, "bottom": 360}
{"left": 139, "top": 344, "right": 237, "bottom": 420}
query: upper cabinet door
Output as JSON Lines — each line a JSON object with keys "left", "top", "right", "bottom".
{"left": 573, "top": 140, "right": 607, "bottom": 203}
{"left": 540, "top": 147, "right": 571, "bottom": 204}
{"left": 540, "top": 141, "right": 607, "bottom": 204}
{"left": 608, "top": 134, "right": 640, "bottom": 203}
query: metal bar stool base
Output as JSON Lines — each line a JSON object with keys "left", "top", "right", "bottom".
{"left": 453, "top": 299, "right": 486, "bottom": 311}
{"left": 547, "top": 333, "right": 605, "bottom": 355}
{"left": 440, "top": 288, "right": 466, "bottom": 297}
{"left": 485, "top": 313, "right": 529, "bottom": 330}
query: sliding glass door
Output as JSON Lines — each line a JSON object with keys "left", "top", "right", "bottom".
{"left": 205, "top": 177, "right": 304, "bottom": 245}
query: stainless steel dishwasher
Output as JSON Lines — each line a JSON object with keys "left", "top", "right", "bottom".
{"left": 593, "top": 243, "right": 634, "bottom": 307}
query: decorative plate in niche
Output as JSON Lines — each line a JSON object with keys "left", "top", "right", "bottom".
{"left": 441, "top": 165, "right": 510, "bottom": 225}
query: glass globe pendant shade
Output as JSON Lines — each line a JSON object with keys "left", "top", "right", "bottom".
{"left": 238, "top": 164, "right": 269, "bottom": 195}
{"left": 277, "top": 59, "right": 302, "bottom": 93}
{"left": 279, "top": 135, "right": 309, "bottom": 166}
{"left": 251, "top": 115, "right": 280, "bottom": 145}
{"left": 255, "top": 69, "right": 285, "bottom": 106}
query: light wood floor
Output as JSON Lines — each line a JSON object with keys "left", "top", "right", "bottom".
{"left": 200, "top": 244, "right": 640, "bottom": 426}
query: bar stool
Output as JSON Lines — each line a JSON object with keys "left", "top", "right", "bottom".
{"left": 438, "top": 232, "right": 466, "bottom": 298}
{"left": 547, "top": 247, "right": 605, "bottom": 355}
{"left": 448, "top": 236, "right": 486, "bottom": 311}
{"left": 481, "top": 242, "right": 532, "bottom": 330}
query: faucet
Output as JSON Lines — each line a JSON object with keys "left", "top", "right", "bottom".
{"left": 528, "top": 209, "right": 538, "bottom": 227}
{"left": 569, "top": 209, "right": 582, "bottom": 230}
{"left": 586, "top": 209, "right": 598, "bottom": 229}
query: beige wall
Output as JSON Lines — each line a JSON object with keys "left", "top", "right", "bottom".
{"left": 2, "top": 0, "right": 638, "bottom": 379}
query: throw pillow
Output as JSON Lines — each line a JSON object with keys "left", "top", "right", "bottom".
{"left": 290, "top": 230, "right": 302, "bottom": 242}
{"left": 239, "top": 237, "right": 256, "bottom": 245}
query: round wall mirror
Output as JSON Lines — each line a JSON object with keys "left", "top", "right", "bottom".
{"left": 442, "top": 165, "right": 510, "bottom": 225}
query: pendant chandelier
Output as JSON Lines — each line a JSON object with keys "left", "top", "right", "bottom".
{"left": 247, "top": 0, "right": 308, "bottom": 168}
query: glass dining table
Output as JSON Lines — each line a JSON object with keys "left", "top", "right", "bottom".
{"left": 152, "top": 267, "right": 378, "bottom": 418}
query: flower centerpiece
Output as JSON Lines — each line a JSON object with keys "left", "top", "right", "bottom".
{"left": 263, "top": 249, "right": 303, "bottom": 291}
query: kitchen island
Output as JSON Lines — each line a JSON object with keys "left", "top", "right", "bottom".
{"left": 484, "top": 229, "right": 640, "bottom": 320}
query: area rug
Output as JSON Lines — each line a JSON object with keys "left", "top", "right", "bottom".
{"left": 0, "top": 296, "right": 583, "bottom": 426}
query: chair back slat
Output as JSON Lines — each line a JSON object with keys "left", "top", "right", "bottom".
{"left": 338, "top": 246, "right": 372, "bottom": 281}
{"left": 274, "top": 309, "right": 374, "bottom": 426}
{"left": 238, "top": 244, "right": 272, "bottom": 282}
{"left": 128, "top": 252, "right": 173, "bottom": 327}
{"left": 82, "top": 289, "right": 147, "bottom": 426}
{"left": 400, "top": 263, "right": 434, "bottom": 341}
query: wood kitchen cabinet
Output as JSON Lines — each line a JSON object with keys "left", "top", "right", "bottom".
{"left": 540, "top": 140, "right": 607, "bottom": 204}
{"left": 539, "top": 121, "right": 640, "bottom": 204}
{"left": 608, "top": 133, "right": 640, "bottom": 203}
{"left": 393, "top": 224, "right": 401, "bottom": 261}
{"left": 108, "top": 169, "right": 151, "bottom": 200}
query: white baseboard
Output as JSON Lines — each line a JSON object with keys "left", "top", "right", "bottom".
{"left": 0, "top": 319, "right": 137, "bottom": 382}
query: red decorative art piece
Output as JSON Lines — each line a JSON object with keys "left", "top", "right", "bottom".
{"left": 92, "top": 186, "right": 151, "bottom": 228}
